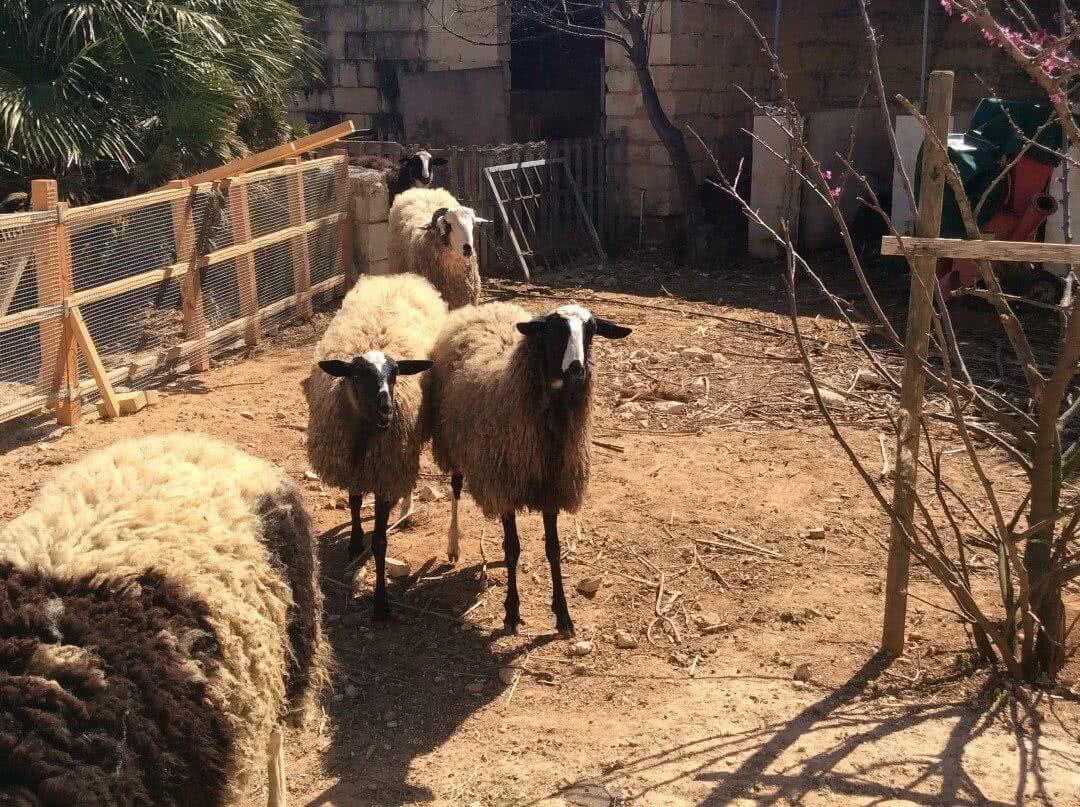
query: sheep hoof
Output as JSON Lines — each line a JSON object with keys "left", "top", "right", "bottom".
{"left": 348, "top": 531, "right": 367, "bottom": 559}
{"left": 446, "top": 550, "right": 459, "bottom": 565}
{"left": 556, "top": 618, "right": 575, "bottom": 637}
{"left": 373, "top": 601, "right": 392, "bottom": 623}
{"left": 503, "top": 615, "right": 524, "bottom": 634}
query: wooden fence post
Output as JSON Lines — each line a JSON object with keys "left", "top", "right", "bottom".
{"left": 31, "top": 180, "right": 80, "bottom": 425}
{"left": 332, "top": 150, "right": 356, "bottom": 289}
{"left": 227, "top": 180, "right": 260, "bottom": 346}
{"left": 881, "top": 70, "right": 954, "bottom": 656}
{"left": 168, "top": 180, "right": 210, "bottom": 371}
{"left": 284, "top": 158, "right": 314, "bottom": 319}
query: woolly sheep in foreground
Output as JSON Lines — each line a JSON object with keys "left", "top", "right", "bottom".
{"left": 425, "top": 302, "right": 631, "bottom": 635}
{"left": 303, "top": 273, "right": 446, "bottom": 619}
{"left": 0, "top": 434, "right": 327, "bottom": 807}
{"left": 387, "top": 187, "right": 489, "bottom": 309}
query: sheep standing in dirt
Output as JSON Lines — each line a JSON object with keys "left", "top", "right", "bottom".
{"left": 351, "top": 150, "right": 448, "bottom": 203}
{"left": 388, "top": 187, "right": 489, "bottom": 309}
{"left": 0, "top": 434, "right": 327, "bottom": 807}
{"left": 303, "top": 273, "right": 445, "bottom": 619}
{"left": 425, "top": 302, "right": 631, "bottom": 635}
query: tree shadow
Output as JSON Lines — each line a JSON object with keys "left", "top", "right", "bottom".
{"left": 300, "top": 523, "right": 543, "bottom": 807}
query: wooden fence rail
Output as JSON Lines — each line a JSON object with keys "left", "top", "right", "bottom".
{"left": 0, "top": 155, "right": 353, "bottom": 427}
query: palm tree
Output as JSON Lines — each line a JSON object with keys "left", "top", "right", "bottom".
{"left": 0, "top": 0, "right": 317, "bottom": 201}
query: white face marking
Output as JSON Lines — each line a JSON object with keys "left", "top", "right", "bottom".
{"left": 556, "top": 304, "right": 592, "bottom": 372}
{"left": 443, "top": 207, "right": 478, "bottom": 257}
{"left": 363, "top": 350, "right": 390, "bottom": 396}
{"left": 416, "top": 151, "right": 432, "bottom": 182}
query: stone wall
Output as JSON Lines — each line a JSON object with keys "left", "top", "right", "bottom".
{"left": 607, "top": 0, "right": 1054, "bottom": 225}
{"left": 295, "top": 0, "right": 507, "bottom": 141}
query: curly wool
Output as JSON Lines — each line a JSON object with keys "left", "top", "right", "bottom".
{"left": 425, "top": 302, "right": 593, "bottom": 518}
{"left": 387, "top": 187, "right": 481, "bottom": 309}
{"left": 0, "top": 434, "right": 327, "bottom": 805}
{"left": 304, "top": 273, "right": 447, "bottom": 502}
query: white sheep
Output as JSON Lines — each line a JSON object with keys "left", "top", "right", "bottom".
{"left": 303, "top": 273, "right": 446, "bottom": 619}
{"left": 424, "top": 302, "right": 631, "bottom": 635}
{"left": 387, "top": 187, "right": 489, "bottom": 309}
{"left": 0, "top": 433, "right": 328, "bottom": 807}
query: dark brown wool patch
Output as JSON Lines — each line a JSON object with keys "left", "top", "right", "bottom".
{"left": 0, "top": 563, "right": 232, "bottom": 807}
{"left": 256, "top": 483, "right": 322, "bottom": 721}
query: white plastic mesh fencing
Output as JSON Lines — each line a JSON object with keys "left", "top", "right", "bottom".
{"left": 0, "top": 155, "right": 349, "bottom": 425}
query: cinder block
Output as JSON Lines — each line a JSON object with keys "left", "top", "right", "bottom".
{"left": 352, "top": 176, "right": 390, "bottom": 223}
{"left": 331, "top": 87, "right": 380, "bottom": 114}
{"left": 605, "top": 91, "right": 640, "bottom": 118}
{"left": 606, "top": 69, "right": 637, "bottom": 94}
{"left": 357, "top": 221, "right": 389, "bottom": 264}
{"left": 648, "top": 34, "right": 673, "bottom": 66}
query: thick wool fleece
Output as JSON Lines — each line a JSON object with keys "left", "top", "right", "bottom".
{"left": 0, "top": 434, "right": 327, "bottom": 805}
{"left": 426, "top": 302, "right": 593, "bottom": 518}
{"left": 388, "top": 187, "right": 481, "bottom": 308}
{"left": 304, "top": 273, "right": 447, "bottom": 501}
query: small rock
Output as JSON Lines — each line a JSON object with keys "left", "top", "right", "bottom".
{"left": 576, "top": 576, "right": 603, "bottom": 596}
{"left": 806, "top": 527, "right": 826, "bottom": 540}
{"left": 572, "top": 662, "right": 588, "bottom": 675}
{"left": 681, "top": 346, "right": 711, "bottom": 362}
{"left": 304, "top": 470, "right": 319, "bottom": 481}
{"left": 385, "top": 558, "right": 411, "bottom": 578}
{"left": 240, "top": 410, "right": 255, "bottom": 420}
{"left": 614, "top": 629, "right": 638, "bottom": 649}
{"left": 385, "top": 720, "right": 399, "bottom": 728}
{"left": 793, "top": 663, "right": 813, "bottom": 682}
{"left": 803, "top": 387, "right": 847, "bottom": 407}
{"left": 779, "top": 609, "right": 802, "bottom": 625}
{"left": 345, "top": 684, "right": 359, "bottom": 699}
{"left": 570, "top": 640, "right": 594, "bottom": 657}
{"left": 854, "top": 368, "right": 888, "bottom": 389}
{"left": 693, "top": 611, "right": 724, "bottom": 629}
{"left": 276, "top": 408, "right": 288, "bottom": 419}
{"left": 465, "top": 680, "right": 485, "bottom": 695}
{"left": 498, "top": 666, "right": 518, "bottom": 685}
{"left": 653, "top": 400, "right": 688, "bottom": 415}
{"left": 536, "top": 670, "right": 556, "bottom": 684}
{"left": 417, "top": 483, "right": 445, "bottom": 502}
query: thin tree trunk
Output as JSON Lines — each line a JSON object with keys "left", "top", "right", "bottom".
{"left": 625, "top": 20, "right": 701, "bottom": 267}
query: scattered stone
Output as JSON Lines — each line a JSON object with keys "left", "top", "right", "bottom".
{"left": 681, "top": 346, "right": 711, "bottom": 362}
{"left": 653, "top": 400, "right": 688, "bottom": 415}
{"left": 854, "top": 368, "right": 889, "bottom": 389}
{"left": 536, "top": 670, "right": 556, "bottom": 684}
{"left": 614, "top": 629, "right": 638, "bottom": 650}
{"left": 693, "top": 611, "right": 724, "bottom": 630}
{"left": 570, "top": 640, "right": 594, "bottom": 657}
{"left": 576, "top": 576, "right": 603, "bottom": 596}
{"left": 779, "top": 609, "right": 803, "bottom": 625}
{"left": 240, "top": 410, "right": 255, "bottom": 420}
{"left": 465, "top": 680, "right": 485, "bottom": 695}
{"left": 385, "top": 558, "right": 411, "bottom": 579}
{"left": 806, "top": 527, "right": 827, "bottom": 540}
{"left": 386, "top": 720, "right": 399, "bottom": 728}
{"left": 304, "top": 470, "right": 319, "bottom": 481}
{"left": 793, "top": 663, "right": 813, "bottom": 682}
{"left": 572, "top": 662, "right": 588, "bottom": 675}
{"left": 276, "top": 408, "right": 288, "bottom": 419}
{"left": 804, "top": 387, "right": 846, "bottom": 407}
{"left": 498, "top": 666, "right": 518, "bottom": 685}
{"left": 417, "top": 483, "right": 445, "bottom": 502}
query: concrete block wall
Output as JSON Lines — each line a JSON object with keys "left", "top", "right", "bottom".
{"left": 351, "top": 171, "right": 392, "bottom": 276}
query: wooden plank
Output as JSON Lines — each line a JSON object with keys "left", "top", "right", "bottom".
{"left": 284, "top": 158, "right": 313, "bottom": 318}
{"left": 880, "top": 234, "right": 1080, "bottom": 263}
{"left": 68, "top": 306, "right": 120, "bottom": 418}
{"left": 178, "top": 122, "right": 354, "bottom": 188}
{"left": 560, "top": 158, "right": 607, "bottom": 264}
{"left": 232, "top": 155, "right": 340, "bottom": 187}
{"left": 882, "top": 70, "right": 954, "bottom": 657}
{"left": 65, "top": 185, "right": 190, "bottom": 228}
{"left": 228, "top": 181, "right": 260, "bottom": 346}
{"left": 485, "top": 166, "right": 531, "bottom": 280}
{"left": 31, "top": 181, "right": 63, "bottom": 395}
{"left": 333, "top": 152, "right": 356, "bottom": 288}
{"left": 168, "top": 180, "right": 209, "bottom": 372}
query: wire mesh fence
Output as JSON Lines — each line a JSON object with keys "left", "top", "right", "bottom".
{"left": 0, "top": 155, "right": 351, "bottom": 427}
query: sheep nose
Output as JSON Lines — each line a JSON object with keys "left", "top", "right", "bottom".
{"left": 462, "top": 243, "right": 473, "bottom": 257}
{"left": 566, "top": 361, "right": 585, "bottom": 378}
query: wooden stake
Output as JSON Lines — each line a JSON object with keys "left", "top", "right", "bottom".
{"left": 228, "top": 181, "right": 260, "bottom": 346}
{"left": 169, "top": 180, "right": 210, "bottom": 371}
{"left": 333, "top": 151, "right": 356, "bottom": 289}
{"left": 68, "top": 306, "right": 120, "bottom": 418}
{"left": 284, "top": 158, "right": 313, "bottom": 318}
{"left": 881, "top": 70, "right": 954, "bottom": 656}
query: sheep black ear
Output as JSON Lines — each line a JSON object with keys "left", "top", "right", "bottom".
{"left": 432, "top": 156, "right": 448, "bottom": 167}
{"left": 595, "top": 318, "right": 632, "bottom": 339}
{"left": 397, "top": 359, "right": 434, "bottom": 375}
{"left": 424, "top": 207, "right": 450, "bottom": 231}
{"left": 516, "top": 319, "right": 546, "bottom": 336}
{"left": 319, "top": 359, "right": 353, "bottom": 377}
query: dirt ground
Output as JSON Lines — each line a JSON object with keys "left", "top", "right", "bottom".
{"left": 2, "top": 257, "right": 1079, "bottom": 807}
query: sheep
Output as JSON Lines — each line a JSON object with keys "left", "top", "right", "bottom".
{"left": 0, "top": 433, "right": 327, "bottom": 807}
{"left": 303, "top": 273, "right": 446, "bottom": 619}
{"left": 424, "top": 301, "right": 631, "bottom": 635}
{"left": 390, "top": 150, "right": 447, "bottom": 202}
{"left": 388, "top": 187, "right": 489, "bottom": 309}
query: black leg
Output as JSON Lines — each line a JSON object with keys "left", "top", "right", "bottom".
{"left": 543, "top": 510, "right": 574, "bottom": 636}
{"left": 501, "top": 512, "right": 523, "bottom": 632}
{"left": 348, "top": 493, "right": 365, "bottom": 558}
{"left": 451, "top": 473, "right": 463, "bottom": 499}
{"left": 372, "top": 498, "right": 392, "bottom": 622}
{"left": 447, "top": 473, "right": 464, "bottom": 562}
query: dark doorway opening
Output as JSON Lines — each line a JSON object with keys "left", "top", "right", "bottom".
{"left": 510, "top": 4, "right": 604, "bottom": 140}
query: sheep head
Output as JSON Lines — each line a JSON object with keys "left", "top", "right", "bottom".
{"left": 424, "top": 206, "right": 490, "bottom": 259}
{"left": 319, "top": 351, "right": 432, "bottom": 432}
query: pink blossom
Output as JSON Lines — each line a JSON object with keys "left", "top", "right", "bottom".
{"left": 822, "top": 169, "right": 832, "bottom": 181}
{"left": 940, "top": 0, "right": 953, "bottom": 15}
{"left": 1051, "top": 92, "right": 1066, "bottom": 105}
{"left": 960, "top": 13, "right": 971, "bottom": 22}
{"left": 830, "top": 187, "right": 843, "bottom": 201}
{"left": 982, "top": 28, "right": 995, "bottom": 44}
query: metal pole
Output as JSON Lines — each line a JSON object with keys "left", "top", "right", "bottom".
{"left": 919, "top": 0, "right": 930, "bottom": 110}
